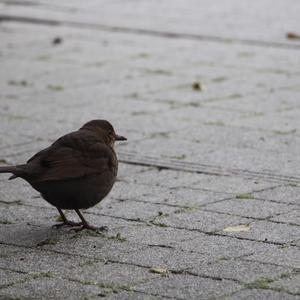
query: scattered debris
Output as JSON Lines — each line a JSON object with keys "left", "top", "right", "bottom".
{"left": 244, "top": 277, "right": 274, "bottom": 289}
{"left": 52, "top": 36, "right": 63, "bottom": 45}
{"left": 150, "top": 267, "right": 169, "bottom": 275}
{"left": 192, "top": 81, "right": 204, "bottom": 91}
{"left": 286, "top": 32, "right": 300, "bottom": 40}
{"left": 36, "top": 238, "right": 59, "bottom": 246}
{"left": 223, "top": 224, "right": 250, "bottom": 232}
{"left": 47, "top": 84, "right": 64, "bottom": 91}
{"left": 236, "top": 193, "right": 254, "bottom": 199}
{"left": 8, "top": 80, "right": 29, "bottom": 87}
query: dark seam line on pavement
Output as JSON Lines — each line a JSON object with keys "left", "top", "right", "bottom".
{"left": 131, "top": 290, "right": 182, "bottom": 300}
{"left": 239, "top": 258, "right": 300, "bottom": 271}
{"left": 229, "top": 287, "right": 300, "bottom": 298}
{"left": 254, "top": 197, "right": 300, "bottom": 207}
{"left": 1, "top": 14, "right": 300, "bottom": 50}
{"left": 170, "top": 182, "right": 282, "bottom": 196}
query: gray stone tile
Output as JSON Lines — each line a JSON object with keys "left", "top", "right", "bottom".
{"left": 0, "top": 203, "right": 59, "bottom": 226}
{"left": 67, "top": 261, "right": 158, "bottom": 287}
{"left": 126, "top": 168, "right": 201, "bottom": 189}
{"left": 192, "top": 259, "right": 292, "bottom": 283}
{"left": 0, "top": 224, "right": 64, "bottom": 247}
{"left": 189, "top": 175, "right": 277, "bottom": 194}
{"left": 180, "top": 234, "right": 279, "bottom": 261}
{"left": 226, "top": 288, "right": 300, "bottom": 300}
{"left": 154, "top": 187, "right": 232, "bottom": 207}
{"left": 0, "top": 269, "right": 28, "bottom": 289}
{"left": 115, "top": 246, "right": 211, "bottom": 271}
{"left": 162, "top": 209, "right": 250, "bottom": 233}
{"left": 114, "top": 224, "right": 197, "bottom": 248}
{"left": 1, "top": 2, "right": 300, "bottom": 300}
{"left": 218, "top": 220, "right": 300, "bottom": 244}
{"left": 96, "top": 199, "right": 179, "bottom": 222}
{"left": 0, "top": 247, "right": 95, "bottom": 278}
{"left": 244, "top": 246, "right": 300, "bottom": 268}
{"left": 0, "top": 277, "right": 103, "bottom": 300}
{"left": 204, "top": 198, "right": 297, "bottom": 219}
{"left": 271, "top": 210, "right": 300, "bottom": 226}
{"left": 0, "top": 180, "right": 41, "bottom": 205}
{"left": 135, "top": 274, "right": 242, "bottom": 299}
{"left": 270, "top": 273, "right": 300, "bottom": 295}
{"left": 253, "top": 185, "right": 300, "bottom": 205}
{"left": 102, "top": 291, "right": 169, "bottom": 300}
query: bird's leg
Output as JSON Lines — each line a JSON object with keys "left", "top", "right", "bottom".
{"left": 52, "top": 208, "right": 83, "bottom": 228}
{"left": 73, "top": 209, "right": 108, "bottom": 232}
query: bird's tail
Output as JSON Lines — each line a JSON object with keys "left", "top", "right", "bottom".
{"left": 0, "top": 166, "right": 19, "bottom": 180}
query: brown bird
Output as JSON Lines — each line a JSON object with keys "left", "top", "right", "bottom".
{"left": 0, "top": 120, "right": 126, "bottom": 231}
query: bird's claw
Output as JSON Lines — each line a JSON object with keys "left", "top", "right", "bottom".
{"left": 70, "top": 224, "right": 109, "bottom": 232}
{"left": 52, "top": 221, "right": 83, "bottom": 229}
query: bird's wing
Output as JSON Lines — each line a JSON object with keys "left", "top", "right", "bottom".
{"left": 30, "top": 142, "right": 114, "bottom": 183}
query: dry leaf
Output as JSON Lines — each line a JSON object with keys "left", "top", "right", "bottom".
{"left": 223, "top": 224, "right": 250, "bottom": 232}
{"left": 150, "top": 267, "right": 169, "bottom": 275}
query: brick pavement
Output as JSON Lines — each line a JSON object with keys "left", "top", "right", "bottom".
{"left": 0, "top": 1, "right": 299, "bottom": 299}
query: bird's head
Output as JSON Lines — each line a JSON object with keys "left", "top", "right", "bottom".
{"left": 80, "top": 120, "right": 127, "bottom": 147}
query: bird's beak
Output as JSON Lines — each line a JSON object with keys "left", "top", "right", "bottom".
{"left": 115, "top": 134, "right": 127, "bottom": 141}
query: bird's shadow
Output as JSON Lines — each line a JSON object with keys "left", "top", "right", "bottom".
{"left": 1, "top": 223, "right": 67, "bottom": 248}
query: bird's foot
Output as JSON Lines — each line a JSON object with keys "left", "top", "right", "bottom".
{"left": 52, "top": 221, "right": 83, "bottom": 229}
{"left": 71, "top": 223, "right": 109, "bottom": 232}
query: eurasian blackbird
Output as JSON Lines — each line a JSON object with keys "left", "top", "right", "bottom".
{"left": 0, "top": 120, "right": 127, "bottom": 231}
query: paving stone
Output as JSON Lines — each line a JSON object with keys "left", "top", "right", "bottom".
{"left": 204, "top": 198, "right": 297, "bottom": 219}
{"left": 203, "top": 89, "right": 300, "bottom": 114}
{"left": 0, "top": 180, "right": 41, "bottom": 205}
{"left": 226, "top": 288, "right": 300, "bottom": 300}
{"left": 111, "top": 181, "right": 231, "bottom": 207}
{"left": 126, "top": 168, "right": 201, "bottom": 189}
{"left": 0, "top": 1, "right": 300, "bottom": 299}
{"left": 162, "top": 209, "right": 251, "bottom": 233}
{"left": 115, "top": 246, "right": 211, "bottom": 271}
{"left": 270, "top": 273, "right": 300, "bottom": 295}
{"left": 0, "top": 203, "right": 59, "bottom": 226}
{"left": 244, "top": 246, "right": 300, "bottom": 268}
{"left": 180, "top": 234, "right": 279, "bottom": 261}
{"left": 0, "top": 277, "right": 104, "bottom": 300}
{"left": 102, "top": 291, "right": 169, "bottom": 300}
{"left": 41, "top": 235, "right": 147, "bottom": 263}
{"left": 192, "top": 258, "right": 292, "bottom": 283}
{"left": 134, "top": 274, "right": 242, "bottom": 299}
{"left": 218, "top": 220, "right": 300, "bottom": 244}
{"left": 187, "top": 175, "right": 277, "bottom": 194}
{"left": 0, "top": 247, "right": 100, "bottom": 278}
{"left": 64, "top": 261, "right": 158, "bottom": 287}
{"left": 271, "top": 210, "right": 300, "bottom": 226}
{"left": 152, "top": 187, "right": 233, "bottom": 207}
{"left": 0, "top": 269, "right": 28, "bottom": 289}
{"left": 0, "top": 244, "right": 23, "bottom": 258}
{"left": 96, "top": 199, "right": 179, "bottom": 222}
{"left": 0, "top": 223, "right": 64, "bottom": 247}
{"left": 253, "top": 185, "right": 300, "bottom": 205}
{"left": 111, "top": 224, "right": 197, "bottom": 248}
